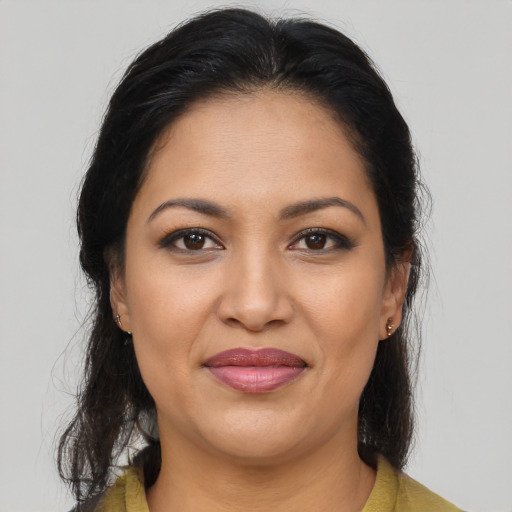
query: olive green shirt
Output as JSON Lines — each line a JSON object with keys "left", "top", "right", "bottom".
{"left": 91, "top": 456, "right": 462, "bottom": 511}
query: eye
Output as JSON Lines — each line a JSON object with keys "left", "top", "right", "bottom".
{"left": 301, "top": 233, "right": 331, "bottom": 250}
{"left": 289, "top": 228, "right": 355, "bottom": 252}
{"left": 159, "top": 229, "right": 223, "bottom": 252}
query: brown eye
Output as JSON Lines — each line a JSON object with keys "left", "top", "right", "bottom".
{"left": 183, "top": 233, "right": 206, "bottom": 250}
{"left": 305, "top": 234, "right": 327, "bottom": 250}
{"left": 289, "top": 229, "right": 355, "bottom": 252}
{"left": 160, "top": 229, "right": 223, "bottom": 252}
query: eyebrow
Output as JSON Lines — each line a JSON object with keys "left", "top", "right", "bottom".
{"left": 279, "top": 197, "right": 365, "bottom": 223}
{"left": 147, "top": 198, "right": 230, "bottom": 223}
{"left": 147, "top": 196, "right": 365, "bottom": 224}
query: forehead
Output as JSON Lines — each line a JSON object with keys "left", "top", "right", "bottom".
{"left": 135, "top": 91, "right": 377, "bottom": 222}
{"left": 154, "top": 90, "right": 359, "bottom": 163}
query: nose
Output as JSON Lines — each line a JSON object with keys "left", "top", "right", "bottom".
{"left": 216, "top": 250, "right": 294, "bottom": 332}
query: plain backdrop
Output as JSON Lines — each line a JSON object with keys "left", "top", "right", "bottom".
{"left": 1, "top": 1, "right": 511, "bottom": 511}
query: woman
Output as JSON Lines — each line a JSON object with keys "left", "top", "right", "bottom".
{"left": 58, "top": 8, "right": 462, "bottom": 511}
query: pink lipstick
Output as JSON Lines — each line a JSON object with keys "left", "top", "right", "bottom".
{"left": 203, "top": 348, "right": 307, "bottom": 393}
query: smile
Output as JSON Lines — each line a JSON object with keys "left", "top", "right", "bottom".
{"left": 203, "top": 348, "right": 308, "bottom": 393}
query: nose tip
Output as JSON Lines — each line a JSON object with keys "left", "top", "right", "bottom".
{"left": 216, "top": 265, "right": 294, "bottom": 332}
{"left": 220, "top": 298, "right": 293, "bottom": 332}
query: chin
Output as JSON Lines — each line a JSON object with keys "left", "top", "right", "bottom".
{"left": 211, "top": 436, "right": 304, "bottom": 467}
{"left": 194, "top": 407, "right": 315, "bottom": 465}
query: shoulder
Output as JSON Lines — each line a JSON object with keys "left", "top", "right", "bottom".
{"left": 67, "top": 493, "right": 103, "bottom": 512}
{"left": 395, "top": 470, "right": 463, "bottom": 512}
{"left": 363, "top": 456, "right": 464, "bottom": 512}
{"left": 68, "top": 466, "right": 148, "bottom": 512}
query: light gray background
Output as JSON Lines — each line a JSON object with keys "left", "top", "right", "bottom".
{"left": 1, "top": 1, "right": 511, "bottom": 511}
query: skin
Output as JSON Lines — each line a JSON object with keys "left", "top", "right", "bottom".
{"left": 111, "top": 91, "right": 409, "bottom": 512}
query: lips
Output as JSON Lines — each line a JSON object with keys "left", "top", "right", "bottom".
{"left": 203, "top": 348, "right": 307, "bottom": 393}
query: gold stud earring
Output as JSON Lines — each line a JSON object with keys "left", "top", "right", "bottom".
{"left": 386, "top": 317, "right": 394, "bottom": 337}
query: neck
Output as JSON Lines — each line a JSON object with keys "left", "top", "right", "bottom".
{"left": 146, "top": 424, "right": 376, "bottom": 512}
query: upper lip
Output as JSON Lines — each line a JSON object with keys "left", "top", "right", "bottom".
{"left": 203, "top": 348, "right": 307, "bottom": 368}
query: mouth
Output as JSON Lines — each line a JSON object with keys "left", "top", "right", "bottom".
{"left": 203, "top": 348, "right": 308, "bottom": 393}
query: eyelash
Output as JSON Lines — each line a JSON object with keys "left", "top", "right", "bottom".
{"left": 158, "top": 227, "right": 356, "bottom": 253}
{"left": 288, "top": 228, "right": 356, "bottom": 252}
{"left": 158, "top": 228, "right": 223, "bottom": 252}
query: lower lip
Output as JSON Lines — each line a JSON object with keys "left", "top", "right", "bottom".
{"left": 207, "top": 366, "right": 306, "bottom": 393}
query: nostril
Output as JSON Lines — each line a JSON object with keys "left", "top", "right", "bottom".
{"left": 216, "top": 267, "right": 294, "bottom": 330}
{"left": 219, "top": 308, "right": 291, "bottom": 332}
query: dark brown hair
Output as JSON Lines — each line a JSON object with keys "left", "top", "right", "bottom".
{"left": 58, "top": 7, "right": 427, "bottom": 504}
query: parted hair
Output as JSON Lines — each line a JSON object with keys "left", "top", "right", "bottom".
{"left": 58, "top": 7, "right": 427, "bottom": 505}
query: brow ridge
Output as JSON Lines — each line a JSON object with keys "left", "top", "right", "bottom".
{"left": 147, "top": 198, "right": 230, "bottom": 223}
{"left": 279, "top": 197, "right": 365, "bottom": 223}
{"left": 147, "top": 196, "right": 364, "bottom": 224}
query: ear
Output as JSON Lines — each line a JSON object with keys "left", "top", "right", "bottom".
{"left": 379, "top": 261, "right": 410, "bottom": 340}
{"left": 109, "top": 265, "right": 132, "bottom": 335}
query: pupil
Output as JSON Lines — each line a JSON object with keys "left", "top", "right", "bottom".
{"left": 184, "top": 233, "right": 205, "bottom": 250}
{"left": 306, "top": 234, "right": 326, "bottom": 249}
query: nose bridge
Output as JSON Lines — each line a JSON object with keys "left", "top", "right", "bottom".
{"left": 217, "top": 240, "right": 292, "bottom": 330}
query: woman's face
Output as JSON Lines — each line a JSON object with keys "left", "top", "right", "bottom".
{"left": 112, "top": 91, "right": 407, "bottom": 464}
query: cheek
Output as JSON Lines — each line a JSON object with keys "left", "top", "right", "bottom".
{"left": 126, "top": 255, "right": 218, "bottom": 339}
{"left": 297, "top": 261, "right": 385, "bottom": 342}
{"left": 126, "top": 270, "right": 212, "bottom": 423}
{"left": 124, "top": 256, "right": 221, "bottom": 395}
{"left": 295, "top": 260, "right": 384, "bottom": 395}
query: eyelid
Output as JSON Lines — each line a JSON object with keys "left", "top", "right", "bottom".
{"left": 158, "top": 228, "right": 224, "bottom": 251}
{"left": 158, "top": 227, "right": 354, "bottom": 252}
{"left": 288, "top": 227, "right": 356, "bottom": 251}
